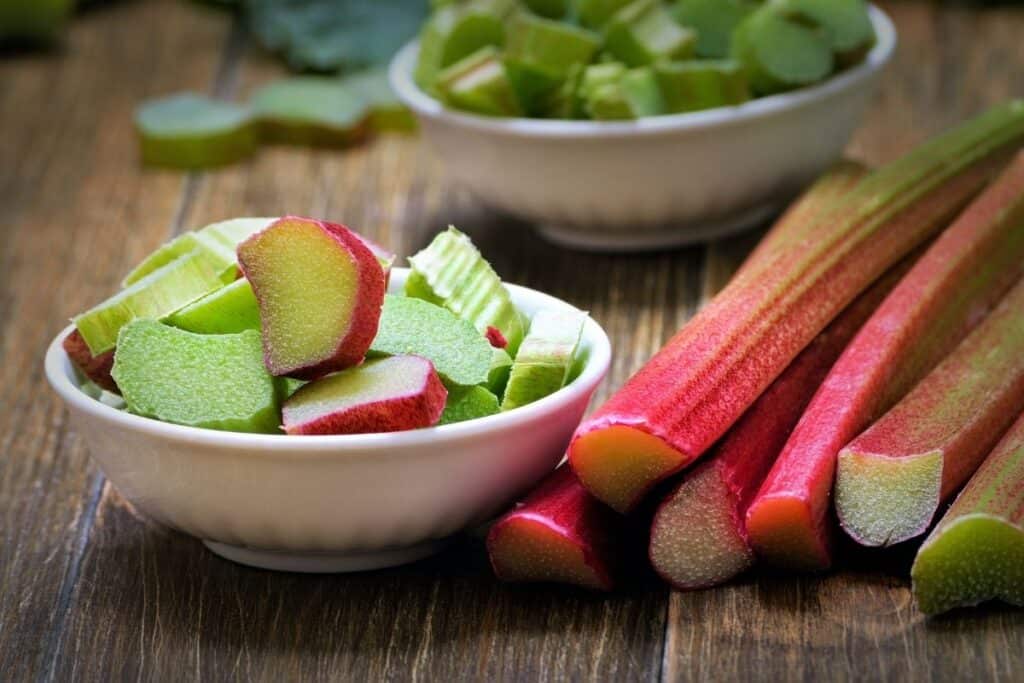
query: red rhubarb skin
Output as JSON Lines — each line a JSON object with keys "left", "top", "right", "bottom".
{"left": 282, "top": 358, "right": 447, "bottom": 435}
{"left": 63, "top": 329, "right": 118, "bottom": 393}
{"left": 238, "top": 216, "right": 385, "bottom": 381}
{"left": 648, "top": 250, "right": 913, "bottom": 589}
{"left": 839, "top": 277, "right": 1024, "bottom": 543}
{"left": 747, "top": 153, "right": 1024, "bottom": 567}
{"left": 936, "top": 410, "right": 1024, "bottom": 531}
{"left": 485, "top": 326, "right": 508, "bottom": 349}
{"left": 569, "top": 153, "right": 1004, "bottom": 510}
{"left": 487, "top": 466, "right": 621, "bottom": 591}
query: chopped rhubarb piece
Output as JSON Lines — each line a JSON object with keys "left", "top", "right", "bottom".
{"left": 570, "top": 102, "right": 1024, "bottom": 514}
{"left": 502, "top": 310, "right": 587, "bottom": 411}
{"left": 911, "top": 411, "right": 1024, "bottom": 615}
{"left": 63, "top": 329, "right": 117, "bottom": 393}
{"left": 649, "top": 251, "right": 913, "bottom": 589}
{"left": 748, "top": 152, "right": 1024, "bottom": 568}
{"left": 487, "top": 466, "right": 623, "bottom": 591}
{"left": 439, "top": 385, "right": 500, "bottom": 425}
{"left": 237, "top": 216, "right": 385, "bottom": 380}
{"left": 836, "top": 277, "right": 1024, "bottom": 547}
{"left": 282, "top": 356, "right": 447, "bottom": 435}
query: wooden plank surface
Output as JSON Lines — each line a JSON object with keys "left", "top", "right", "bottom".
{"left": 1, "top": 1, "right": 1022, "bottom": 681}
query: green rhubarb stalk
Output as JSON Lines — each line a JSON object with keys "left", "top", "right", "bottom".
{"left": 911, "top": 411, "right": 1024, "bottom": 615}
{"left": 673, "top": 0, "right": 754, "bottom": 59}
{"left": 414, "top": 0, "right": 513, "bottom": 92}
{"left": 436, "top": 46, "right": 523, "bottom": 117}
{"left": 568, "top": 101, "right": 1024, "bottom": 514}
{"left": 406, "top": 226, "right": 526, "bottom": 354}
{"left": 836, "top": 277, "right": 1024, "bottom": 547}
{"left": 604, "top": 0, "right": 696, "bottom": 67}
{"left": 653, "top": 60, "right": 749, "bottom": 114}
{"left": 135, "top": 93, "right": 257, "bottom": 170}
{"left": 502, "top": 310, "right": 587, "bottom": 411}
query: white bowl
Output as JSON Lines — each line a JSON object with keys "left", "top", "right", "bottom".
{"left": 45, "top": 270, "right": 611, "bottom": 573}
{"left": 389, "top": 6, "right": 896, "bottom": 252}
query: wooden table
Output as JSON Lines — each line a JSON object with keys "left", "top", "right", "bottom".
{"left": 2, "top": 1, "right": 1022, "bottom": 680}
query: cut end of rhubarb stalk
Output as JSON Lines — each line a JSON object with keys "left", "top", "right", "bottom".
{"left": 911, "top": 514, "right": 1024, "bottom": 615}
{"left": 649, "top": 463, "right": 754, "bottom": 589}
{"left": 63, "top": 329, "right": 118, "bottom": 393}
{"left": 570, "top": 424, "right": 687, "bottom": 514}
{"left": 835, "top": 449, "right": 943, "bottom": 547}
{"left": 282, "top": 355, "right": 446, "bottom": 435}
{"left": 745, "top": 497, "right": 831, "bottom": 571}
{"left": 238, "top": 216, "right": 385, "bottom": 379}
{"left": 488, "top": 515, "right": 613, "bottom": 591}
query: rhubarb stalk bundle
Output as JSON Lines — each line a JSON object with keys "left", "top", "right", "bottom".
{"left": 746, "top": 151, "right": 1024, "bottom": 569}
{"left": 569, "top": 101, "right": 1024, "bottom": 513}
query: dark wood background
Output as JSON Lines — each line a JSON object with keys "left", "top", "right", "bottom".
{"left": 1, "top": 1, "right": 1022, "bottom": 680}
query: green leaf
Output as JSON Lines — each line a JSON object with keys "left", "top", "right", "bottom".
{"left": 244, "top": 0, "right": 429, "bottom": 73}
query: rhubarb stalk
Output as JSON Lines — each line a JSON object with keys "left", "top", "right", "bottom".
{"left": 835, "top": 276, "right": 1024, "bottom": 547}
{"left": 487, "top": 465, "right": 623, "bottom": 591}
{"left": 746, "top": 151, "right": 1024, "bottom": 569}
{"left": 911, "top": 411, "right": 1024, "bottom": 615}
{"left": 648, "top": 251, "right": 914, "bottom": 589}
{"left": 569, "top": 102, "right": 1024, "bottom": 514}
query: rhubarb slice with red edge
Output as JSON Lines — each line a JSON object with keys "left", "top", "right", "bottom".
{"left": 569, "top": 101, "right": 1024, "bottom": 514}
{"left": 746, "top": 150, "right": 1024, "bottom": 569}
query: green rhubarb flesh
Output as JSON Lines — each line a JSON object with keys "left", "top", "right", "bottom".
{"left": 654, "top": 60, "right": 750, "bottom": 113}
{"left": 731, "top": 5, "right": 833, "bottom": 95}
{"left": 369, "top": 294, "right": 493, "bottom": 386}
{"left": 502, "top": 310, "right": 587, "bottom": 411}
{"left": 111, "top": 320, "right": 280, "bottom": 433}
{"left": 122, "top": 217, "right": 275, "bottom": 287}
{"left": 773, "top": 0, "right": 875, "bottom": 65}
{"left": 912, "top": 413, "right": 1024, "bottom": 615}
{"left": 568, "top": 101, "right": 1024, "bottom": 513}
{"left": 837, "top": 277, "right": 1024, "bottom": 547}
{"left": 604, "top": 0, "right": 696, "bottom": 67}
{"left": 440, "top": 385, "right": 501, "bottom": 424}
{"left": 406, "top": 226, "right": 526, "bottom": 354}
{"left": 414, "top": 1, "right": 511, "bottom": 92}
{"left": 505, "top": 11, "right": 601, "bottom": 78}
{"left": 573, "top": 0, "right": 633, "bottom": 29}
{"left": 74, "top": 251, "right": 226, "bottom": 355}
{"left": 135, "top": 93, "right": 257, "bottom": 169}
{"left": 522, "top": 0, "right": 569, "bottom": 19}
{"left": 251, "top": 77, "right": 370, "bottom": 147}
{"left": 489, "top": 346, "right": 514, "bottom": 397}
{"left": 343, "top": 69, "right": 416, "bottom": 132}
{"left": 436, "top": 46, "right": 522, "bottom": 117}
{"left": 166, "top": 278, "right": 261, "bottom": 334}
{"left": 673, "top": 0, "right": 754, "bottom": 59}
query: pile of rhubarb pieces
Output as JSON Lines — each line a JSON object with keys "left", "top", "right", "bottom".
{"left": 65, "top": 221, "right": 587, "bottom": 435}
{"left": 488, "top": 100, "right": 1024, "bottom": 616}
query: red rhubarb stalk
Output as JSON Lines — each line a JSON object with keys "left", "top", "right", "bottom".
{"left": 835, "top": 276, "right": 1024, "bottom": 547}
{"left": 746, "top": 151, "right": 1024, "bottom": 569}
{"left": 487, "top": 465, "right": 623, "bottom": 591}
{"left": 569, "top": 102, "right": 1024, "bottom": 513}
{"left": 911, "top": 410, "right": 1024, "bottom": 615}
{"left": 648, "top": 251, "right": 914, "bottom": 589}
{"left": 63, "top": 329, "right": 117, "bottom": 393}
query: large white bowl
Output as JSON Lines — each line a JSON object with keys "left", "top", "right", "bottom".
{"left": 45, "top": 270, "right": 611, "bottom": 573}
{"left": 390, "top": 6, "right": 896, "bottom": 251}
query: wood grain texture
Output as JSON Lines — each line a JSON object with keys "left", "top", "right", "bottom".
{"left": 1, "top": 1, "right": 1023, "bottom": 681}
{"left": 0, "top": 1, "right": 231, "bottom": 680}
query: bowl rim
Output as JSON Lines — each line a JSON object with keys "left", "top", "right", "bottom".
{"left": 389, "top": 4, "right": 896, "bottom": 140}
{"left": 45, "top": 269, "right": 612, "bottom": 451}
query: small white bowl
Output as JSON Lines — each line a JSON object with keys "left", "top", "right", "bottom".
{"left": 389, "top": 5, "right": 896, "bottom": 252}
{"left": 45, "top": 270, "right": 611, "bottom": 573}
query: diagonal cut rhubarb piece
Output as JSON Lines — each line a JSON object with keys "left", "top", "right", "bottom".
{"left": 569, "top": 101, "right": 1024, "bottom": 513}
{"left": 836, "top": 276, "right": 1024, "bottom": 547}
{"left": 911, "top": 411, "right": 1024, "bottom": 615}
{"left": 648, "top": 249, "right": 914, "bottom": 589}
{"left": 487, "top": 465, "right": 624, "bottom": 591}
{"left": 746, "top": 151, "right": 1024, "bottom": 569}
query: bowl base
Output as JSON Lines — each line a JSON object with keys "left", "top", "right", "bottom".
{"left": 203, "top": 538, "right": 450, "bottom": 573}
{"left": 534, "top": 203, "right": 780, "bottom": 252}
